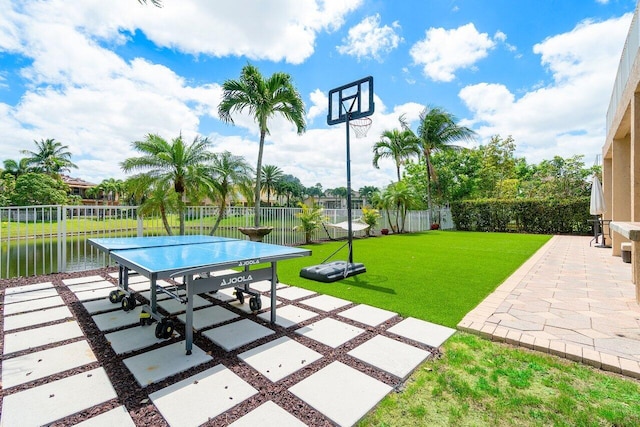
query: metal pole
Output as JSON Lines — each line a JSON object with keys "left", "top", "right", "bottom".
{"left": 346, "top": 113, "right": 353, "bottom": 264}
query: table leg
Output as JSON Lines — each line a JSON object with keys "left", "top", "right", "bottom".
{"left": 270, "top": 262, "right": 277, "bottom": 324}
{"left": 185, "top": 274, "right": 194, "bottom": 355}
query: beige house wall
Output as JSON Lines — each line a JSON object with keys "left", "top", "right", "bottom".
{"left": 603, "top": 5, "right": 640, "bottom": 256}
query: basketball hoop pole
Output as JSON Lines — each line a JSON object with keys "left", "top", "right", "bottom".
{"left": 345, "top": 111, "right": 354, "bottom": 264}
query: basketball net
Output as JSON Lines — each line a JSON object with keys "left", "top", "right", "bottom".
{"left": 349, "top": 117, "right": 372, "bottom": 138}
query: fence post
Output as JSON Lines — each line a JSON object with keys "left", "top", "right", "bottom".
{"left": 137, "top": 213, "right": 143, "bottom": 237}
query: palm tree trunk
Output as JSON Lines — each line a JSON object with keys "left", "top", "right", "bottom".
{"left": 254, "top": 130, "right": 266, "bottom": 227}
{"left": 178, "top": 193, "right": 185, "bottom": 235}
{"left": 160, "top": 204, "right": 173, "bottom": 236}
{"left": 209, "top": 202, "right": 226, "bottom": 236}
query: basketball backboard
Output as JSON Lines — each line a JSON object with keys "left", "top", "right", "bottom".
{"left": 327, "top": 76, "right": 374, "bottom": 125}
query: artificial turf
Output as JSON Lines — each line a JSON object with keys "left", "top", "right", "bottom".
{"left": 275, "top": 231, "right": 551, "bottom": 328}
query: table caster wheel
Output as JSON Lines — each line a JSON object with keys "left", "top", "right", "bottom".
{"left": 155, "top": 319, "right": 174, "bottom": 339}
{"left": 139, "top": 311, "right": 153, "bottom": 326}
{"left": 109, "top": 290, "right": 124, "bottom": 303}
{"left": 235, "top": 290, "right": 245, "bottom": 304}
{"left": 249, "top": 296, "right": 261, "bottom": 312}
{"left": 121, "top": 294, "right": 136, "bottom": 312}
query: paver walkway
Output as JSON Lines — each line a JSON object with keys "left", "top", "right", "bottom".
{"left": 0, "top": 271, "right": 454, "bottom": 426}
{"left": 459, "top": 235, "right": 640, "bottom": 378}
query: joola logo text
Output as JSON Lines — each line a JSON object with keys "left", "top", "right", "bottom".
{"left": 221, "top": 275, "right": 253, "bottom": 286}
{"left": 238, "top": 259, "right": 260, "bottom": 266}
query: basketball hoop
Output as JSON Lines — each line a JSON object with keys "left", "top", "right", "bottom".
{"left": 349, "top": 117, "right": 372, "bottom": 138}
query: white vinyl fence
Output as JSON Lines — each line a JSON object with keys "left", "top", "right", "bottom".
{"left": 1, "top": 205, "right": 451, "bottom": 278}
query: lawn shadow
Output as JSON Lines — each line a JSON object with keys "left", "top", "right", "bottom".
{"left": 340, "top": 274, "right": 396, "bottom": 294}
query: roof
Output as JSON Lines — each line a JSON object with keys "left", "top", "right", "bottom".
{"left": 60, "top": 175, "right": 96, "bottom": 188}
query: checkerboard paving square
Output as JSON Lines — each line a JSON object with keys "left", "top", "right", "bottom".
{"left": 149, "top": 364, "right": 257, "bottom": 427}
{"left": 338, "top": 304, "right": 397, "bottom": 327}
{"left": 83, "top": 298, "right": 121, "bottom": 314}
{"left": 387, "top": 317, "right": 456, "bottom": 348}
{"left": 0, "top": 368, "right": 117, "bottom": 427}
{"left": 157, "top": 294, "right": 211, "bottom": 314}
{"left": 74, "top": 406, "right": 135, "bottom": 427}
{"left": 3, "top": 305, "right": 72, "bottom": 331}
{"left": 300, "top": 294, "right": 351, "bottom": 312}
{"left": 4, "top": 321, "right": 84, "bottom": 355}
{"left": 123, "top": 341, "right": 212, "bottom": 386}
{"left": 62, "top": 275, "right": 104, "bottom": 285}
{"left": 127, "top": 274, "right": 152, "bottom": 284}
{"left": 276, "top": 286, "right": 316, "bottom": 300}
{"left": 289, "top": 361, "right": 392, "bottom": 427}
{"left": 203, "top": 318, "right": 275, "bottom": 351}
{"left": 176, "top": 305, "right": 239, "bottom": 330}
{"left": 66, "top": 280, "right": 114, "bottom": 293}
{"left": 3, "top": 287, "right": 58, "bottom": 304}
{"left": 348, "top": 335, "right": 431, "bottom": 379}
{"left": 228, "top": 401, "right": 307, "bottom": 427}
{"left": 2, "top": 340, "right": 96, "bottom": 388}
{"left": 295, "top": 318, "right": 364, "bottom": 348}
{"left": 4, "top": 281, "right": 53, "bottom": 295}
{"left": 106, "top": 324, "right": 180, "bottom": 354}
{"left": 73, "top": 286, "right": 116, "bottom": 302}
{"left": 249, "top": 280, "right": 289, "bottom": 292}
{"left": 258, "top": 304, "right": 318, "bottom": 328}
{"left": 92, "top": 306, "right": 144, "bottom": 331}
{"left": 238, "top": 336, "right": 323, "bottom": 382}
{"left": 209, "top": 287, "right": 239, "bottom": 302}
{"left": 3, "top": 295, "right": 65, "bottom": 316}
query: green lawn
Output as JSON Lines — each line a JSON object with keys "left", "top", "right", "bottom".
{"left": 276, "top": 231, "right": 551, "bottom": 328}
{"left": 360, "top": 333, "right": 640, "bottom": 426}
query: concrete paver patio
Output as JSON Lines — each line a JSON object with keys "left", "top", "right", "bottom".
{"left": 1, "top": 271, "right": 452, "bottom": 426}
{"left": 459, "top": 235, "right": 640, "bottom": 378}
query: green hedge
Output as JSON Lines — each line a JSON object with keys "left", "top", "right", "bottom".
{"left": 450, "top": 197, "right": 592, "bottom": 234}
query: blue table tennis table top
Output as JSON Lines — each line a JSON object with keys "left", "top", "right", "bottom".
{"left": 88, "top": 235, "right": 311, "bottom": 277}
{"left": 88, "top": 235, "right": 234, "bottom": 252}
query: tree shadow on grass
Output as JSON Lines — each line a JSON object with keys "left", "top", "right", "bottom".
{"left": 341, "top": 274, "right": 396, "bottom": 294}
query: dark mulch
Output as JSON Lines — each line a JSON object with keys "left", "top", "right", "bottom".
{"left": 0, "top": 269, "right": 441, "bottom": 426}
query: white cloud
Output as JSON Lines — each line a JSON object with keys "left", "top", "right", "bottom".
{"left": 410, "top": 23, "right": 496, "bottom": 82}
{"left": 307, "top": 89, "right": 328, "bottom": 122}
{"left": 458, "top": 14, "right": 633, "bottom": 164}
{"left": 336, "top": 14, "right": 403, "bottom": 61}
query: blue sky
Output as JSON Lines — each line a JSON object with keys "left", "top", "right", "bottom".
{"left": 0, "top": 0, "right": 636, "bottom": 190}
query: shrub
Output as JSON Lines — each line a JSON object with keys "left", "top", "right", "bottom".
{"left": 451, "top": 197, "right": 591, "bottom": 234}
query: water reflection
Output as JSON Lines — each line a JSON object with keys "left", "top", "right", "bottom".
{"left": 1, "top": 238, "right": 111, "bottom": 278}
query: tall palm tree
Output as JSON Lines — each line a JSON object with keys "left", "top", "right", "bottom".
{"left": 372, "top": 128, "right": 421, "bottom": 182}
{"left": 218, "top": 64, "right": 306, "bottom": 228}
{"left": 206, "top": 151, "right": 253, "bottom": 235}
{"left": 21, "top": 138, "right": 77, "bottom": 176}
{"left": 405, "top": 107, "right": 475, "bottom": 215}
{"left": 260, "top": 164, "right": 284, "bottom": 206}
{"left": 121, "top": 133, "right": 214, "bottom": 235}
{"left": 3, "top": 158, "right": 32, "bottom": 177}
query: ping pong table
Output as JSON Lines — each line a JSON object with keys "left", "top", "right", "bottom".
{"left": 88, "top": 235, "right": 311, "bottom": 354}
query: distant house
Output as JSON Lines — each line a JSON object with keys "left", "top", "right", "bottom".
{"left": 60, "top": 175, "right": 97, "bottom": 204}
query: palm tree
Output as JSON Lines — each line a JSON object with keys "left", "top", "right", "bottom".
{"left": 127, "top": 176, "right": 178, "bottom": 235}
{"left": 293, "top": 203, "right": 327, "bottom": 244}
{"left": 405, "top": 108, "right": 475, "bottom": 216}
{"left": 21, "top": 138, "right": 77, "bottom": 175}
{"left": 218, "top": 64, "right": 306, "bottom": 228}
{"left": 121, "top": 133, "right": 214, "bottom": 235}
{"left": 372, "top": 128, "right": 421, "bottom": 182}
{"left": 3, "top": 158, "right": 32, "bottom": 177}
{"left": 206, "top": 151, "right": 253, "bottom": 235}
{"left": 260, "top": 164, "right": 284, "bottom": 206}
{"left": 382, "top": 181, "right": 418, "bottom": 233}
{"left": 97, "top": 178, "right": 125, "bottom": 203}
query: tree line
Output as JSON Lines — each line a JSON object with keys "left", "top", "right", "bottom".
{"left": 1, "top": 64, "right": 598, "bottom": 237}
